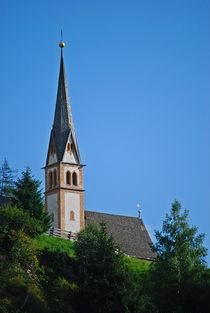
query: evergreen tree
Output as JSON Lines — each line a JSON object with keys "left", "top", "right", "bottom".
{"left": 0, "top": 158, "right": 16, "bottom": 197}
{"left": 150, "top": 200, "right": 208, "bottom": 313}
{"left": 12, "top": 168, "right": 51, "bottom": 234}
{"left": 0, "top": 205, "right": 47, "bottom": 313}
{"left": 74, "top": 223, "right": 129, "bottom": 313}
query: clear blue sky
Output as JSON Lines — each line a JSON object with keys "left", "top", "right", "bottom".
{"left": 0, "top": 1, "right": 210, "bottom": 262}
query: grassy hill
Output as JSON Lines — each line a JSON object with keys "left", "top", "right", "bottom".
{"left": 34, "top": 234, "right": 151, "bottom": 274}
{"left": 34, "top": 234, "right": 75, "bottom": 257}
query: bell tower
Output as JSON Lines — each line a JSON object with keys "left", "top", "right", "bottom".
{"left": 45, "top": 41, "right": 85, "bottom": 233}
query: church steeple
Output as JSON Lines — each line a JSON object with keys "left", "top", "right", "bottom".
{"left": 45, "top": 41, "right": 85, "bottom": 232}
{"left": 47, "top": 47, "right": 80, "bottom": 165}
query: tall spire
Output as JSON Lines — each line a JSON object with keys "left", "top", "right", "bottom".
{"left": 51, "top": 42, "right": 81, "bottom": 163}
{"left": 45, "top": 37, "right": 85, "bottom": 234}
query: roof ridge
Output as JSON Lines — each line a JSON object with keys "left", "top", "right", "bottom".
{"left": 85, "top": 210, "right": 141, "bottom": 220}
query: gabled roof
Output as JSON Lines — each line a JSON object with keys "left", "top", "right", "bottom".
{"left": 85, "top": 210, "right": 156, "bottom": 260}
{"left": 48, "top": 50, "right": 81, "bottom": 164}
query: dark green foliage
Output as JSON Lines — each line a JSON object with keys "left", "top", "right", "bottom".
{"left": 0, "top": 207, "right": 46, "bottom": 313}
{"left": 74, "top": 223, "right": 130, "bottom": 313}
{"left": 12, "top": 168, "right": 51, "bottom": 234}
{"left": 39, "top": 250, "right": 78, "bottom": 313}
{"left": 0, "top": 206, "right": 44, "bottom": 242}
{"left": 0, "top": 285, "right": 46, "bottom": 313}
{"left": 150, "top": 200, "right": 208, "bottom": 313}
{"left": 0, "top": 196, "right": 210, "bottom": 313}
{"left": 0, "top": 158, "right": 16, "bottom": 197}
{"left": 124, "top": 258, "right": 157, "bottom": 313}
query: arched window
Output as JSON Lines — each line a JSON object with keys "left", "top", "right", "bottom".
{"left": 66, "top": 171, "right": 71, "bottom": 185}
{"left": 49, "top": 171, "right": 53, "bottom": 188}
{"left": 70, "top": 210, "right": 75, "bottom": 221}
{"left": 53, "top": 170, "right": 57, "bottom": 186}
{"left": 72, "top": 172, "right": 78, "bottom": 186}
{"left": 67, "top": 143, "right": 73, "bottom": 154}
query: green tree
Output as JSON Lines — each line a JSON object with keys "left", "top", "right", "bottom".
{"left": 0, "top": 206, "right": 46, "bottom": 313}
{"left": 0, "top": 158, "right": 17, "bottom": 197}
{"left": 150, "top": 200, "right": 208, "bottom": 313}
{"left": 39, "top": 250, "right": 78, "bottom": 313}
{"left": 74, "top": 223, "right": 129, "bottom": 313}
{"left": 12, "top": 168, "right": 51, "bottom": 234}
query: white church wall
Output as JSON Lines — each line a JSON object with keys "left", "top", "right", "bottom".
{"left": 63, "top": 149, "right": 78, "bottom": 164}
{"left": 62, "top": 135, "right": 79, "bottom": 164}
{"left": 47, "top": 193, "right": 58, "bottom": 228}
{"left": 64, "top": 192, "right": 80, "bottom": 233}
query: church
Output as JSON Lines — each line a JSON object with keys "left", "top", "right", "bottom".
{"left": 44, "top": 41, "right": 155, "bottom": 260}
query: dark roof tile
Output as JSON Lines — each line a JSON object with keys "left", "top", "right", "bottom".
{"left": 85, "top": 210, "right": 156, "bottom": 260}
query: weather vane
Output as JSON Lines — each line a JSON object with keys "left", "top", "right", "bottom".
{"left": 59, "top": 29, "right": 65, "bottom": 48}
{"left": 137, "top": 203, "right": 142, "bottom": 219}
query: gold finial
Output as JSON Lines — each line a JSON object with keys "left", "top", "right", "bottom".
{"left": 59, "top": 29, "right": 65, "bottom": 48}
{"left": 59, "top": 41, "right": 65, "bottom": 48}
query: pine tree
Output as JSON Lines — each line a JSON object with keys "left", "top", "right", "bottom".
{"left": 0, "top": 158, "right": 16, "bottom": 197}
{"left": 12, "top": 168, "right": 51, "bottom": 234}
{"left": 74, "top": 223, "right": 129, "bottom": 313}
{"left": 150, "top": 200, "right": 207, "bottom": 313}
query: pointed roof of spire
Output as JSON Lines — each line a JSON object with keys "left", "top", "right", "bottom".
{"left": 51, "top": 49, "right": 81, "bottom": 163}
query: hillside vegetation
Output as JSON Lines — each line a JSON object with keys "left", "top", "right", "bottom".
{"left": 1, "top": 168, "right": 210, "bottom": 313}
{"left": 34, "top": 234, "right": 151, "bottom": 273}
{"left": 34, "top": 234, "right": 75, "bottom": 257}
